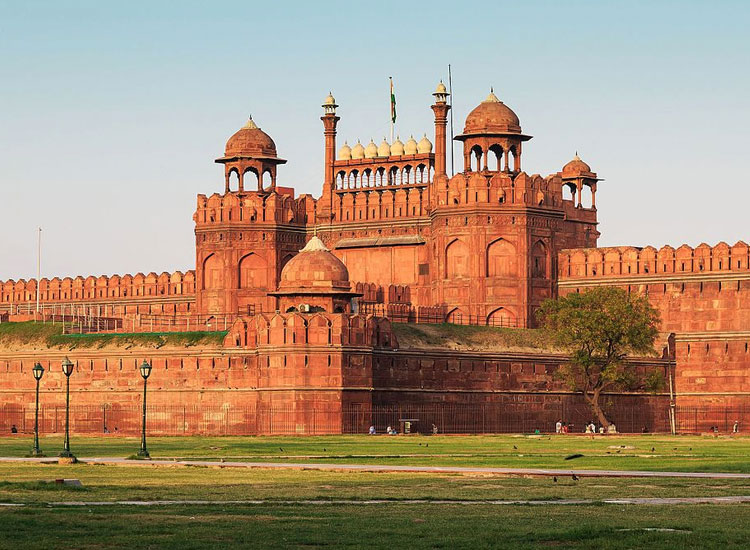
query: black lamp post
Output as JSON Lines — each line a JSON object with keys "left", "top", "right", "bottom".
{"left": 137, "top": 360, "right": 152, "bottom": 458}
{"left": 31, "top": 362, "right": 44, "bottom": 457}
{"left": 59, "top": 357, "right": 75, "bottom": 459}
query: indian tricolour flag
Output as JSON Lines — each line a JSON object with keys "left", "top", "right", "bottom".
{"left": 390, "top": 77, "right": 396, "bottom": 123}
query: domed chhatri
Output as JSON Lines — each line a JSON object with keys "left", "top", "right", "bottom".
{"left": 351, "top": 140, "right": 365, "bottom": 160}
{"left": 217, "top": 116, "right": 286, "bottom": 193}
{"left": 390, "top": 137, "right": 405, "bottom": 156}
{"left": 225, "top": 117, "right": 278, "bottom": 158}
{"left": 364, "top": 139, "right": 378, "bottom": 159}
{"left": 417, "top": 134, "right": 433, "bottom": 154}
{"left": 462, "top": 89, "right": 522, "bottom": 136}
{"left": 377, "top": 138, "right": 391, "bottom": 157}
{"left": 404, "top": 135, "right": 418, "bottom": 155}
{"left": 272, "top": 236, "right": 360, "bottom": 313}
{"left": 338, "top": 141, "right": 352, "bottom": 160}
{"left": 562, "top": 153, "right": 593, "bottom": 176}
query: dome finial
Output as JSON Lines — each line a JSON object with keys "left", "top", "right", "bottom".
{"left": 483, "top": 89, "right": 500, "bottom": 103}
{"left": 243, "top": 115, "right": 259, "bottom": 130}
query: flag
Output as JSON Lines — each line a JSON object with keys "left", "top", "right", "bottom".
{"left": 390, "top": 77, "right": 396, "bottom": 124}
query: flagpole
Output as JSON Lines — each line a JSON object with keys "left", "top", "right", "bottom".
{"left": 36, "top": 227, "right": 41, "bottom": 314}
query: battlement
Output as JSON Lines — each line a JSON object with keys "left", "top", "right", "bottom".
{"left": 0, "top": 270, "right": 196, "bottom": 307}
{"left": 225, "top": 312, "right": 396, "bottom": 350}
{"left": 194, "top": 190, "right": 314, "bottom": 228}
{"left": 559, "top": 241, "right": 750, "bottom": 280}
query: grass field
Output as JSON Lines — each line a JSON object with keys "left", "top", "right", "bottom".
{"left": 3, "top": 503, "right": 750, "bottom": 550}
{"left": 1, "top": 434, "right": 749, "bottom": 472}
{"left": 2, "top": 434, "right": 750, "bottom": 548}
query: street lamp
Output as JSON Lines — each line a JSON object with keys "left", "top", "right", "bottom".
{"left": 59, "top": 357, "right": 75, "bottom": 459}
{"left": 31, "top": 362, "right": 44, "bottom": 456}
{"left": 137, "top": 360, "right": 152, "bottom": 458}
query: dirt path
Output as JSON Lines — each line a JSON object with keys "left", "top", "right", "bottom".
{"left": 2, "top": 456, "right": 750, "bottom": 479}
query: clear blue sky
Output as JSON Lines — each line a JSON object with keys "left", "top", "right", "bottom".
{"left": 1, "top": 0, "right": 749, "bottom": 280}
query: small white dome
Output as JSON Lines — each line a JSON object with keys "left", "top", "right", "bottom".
{"left": 337, "top": 141, "right": 351, "bottom": 160}
{"left": 417, "top": 134, "right": 433, "bottom": 154}
{"left": 377, "top": 138, "right": 391, "bottom": 157}
{"left": 323, "top": 92, "right": 336, "bottom": 106}
{"left": 390, "top": 136, "right": 404, "bottom": 156}
{"left": 364, "top": 139, "right": 378, "bottom": 159}
{"left": 435, "top": 81, "right": 447, "bottom": 94}
{"left": 351, "top": 140, "right": 365, "bottom": 160}
{"left": 404, "top": 135, "right": 418, "bottom": 155}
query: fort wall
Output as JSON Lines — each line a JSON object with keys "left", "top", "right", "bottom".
{"left": 559, "top": 242, "right": 750, "bottom": 410}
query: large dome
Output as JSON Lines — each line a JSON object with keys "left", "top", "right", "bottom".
{"left": 225, "top": 118, "right": 277, "bottom": 158}
{"left": 462, "top": 91, "right": 521, "bottom": 135}
{"left": 278, "top": 237, "right": 351, "bottom": 294}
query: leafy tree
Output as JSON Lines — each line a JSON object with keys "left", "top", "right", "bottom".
{"left": 537, "top": 286, "right": 661, "bottom": 427}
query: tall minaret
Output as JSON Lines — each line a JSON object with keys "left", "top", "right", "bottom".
{"left": 431, "top": 81, "right": 450, "bottom": 178}
{"left": 319, "top": 92, "right": 339, "bottom": 223}
{"left": 431, "top": 81, "right": 451, "bottom": 208}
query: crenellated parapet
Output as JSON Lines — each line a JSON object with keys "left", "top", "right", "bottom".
{"left": 0, "top": 270, "right": 196, "bottom": 308}
{"left": 558, "top": 241, "right": 750, "bottom": 280}
{"left": 194, "top": 189, "right": 312, "bottom": 228}
{"left": 225, "top": 312, "right": 396, "bottom": 350}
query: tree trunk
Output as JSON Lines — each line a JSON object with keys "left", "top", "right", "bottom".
{"left": 584, "top": 389, "right": 610, "bottom": 428}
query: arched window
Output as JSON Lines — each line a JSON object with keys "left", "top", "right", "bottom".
{"left": 488, "top": 145, "right": 503, "bottom": 171}
{"left": 243, "top": 168, "right": 259, "bottom": 191}
{"left": 470, "top": 145, "right": 483, "bottom": 171}
{"left": 532, "top": 241, "right": 548, "bottom": 278}
{"left": 227, "top": 169, "right": 240, "bottom": 191}
{"left": 261, "top": 170, "right": 273, "bottom": 191}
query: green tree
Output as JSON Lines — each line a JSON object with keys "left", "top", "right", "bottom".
{"left": 537, "top": 286, "right": 661, "bottom": 427}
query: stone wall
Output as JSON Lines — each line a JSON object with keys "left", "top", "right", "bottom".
{"left": 559, "top": 241, "right": 750, "bottom": 409}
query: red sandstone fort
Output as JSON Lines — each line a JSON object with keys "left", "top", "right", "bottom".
{"left": 0, "top": 83, "right": 745, "bottom": 434}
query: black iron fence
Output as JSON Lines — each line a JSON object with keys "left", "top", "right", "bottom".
{"left": 357, "top": 303, "right": 518, "bottom": 328}
{"left": 0, "top": 400, "right": 711, "bottom": 437}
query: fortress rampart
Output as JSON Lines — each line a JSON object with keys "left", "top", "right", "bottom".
{"left": 559, "top": 242, "right": 750, "bottom": 409}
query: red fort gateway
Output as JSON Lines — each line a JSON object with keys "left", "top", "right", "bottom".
{"left": 0, "top": 83, "right": 746, "bottom": 434}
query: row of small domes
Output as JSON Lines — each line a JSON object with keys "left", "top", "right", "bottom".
{"left": 338, "top": 135, "right": 433, "bottom": 160}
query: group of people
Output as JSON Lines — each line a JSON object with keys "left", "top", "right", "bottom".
{"left": 555, "top": 420, "right": 617, "bottom": 434}
{"left": 368, "top": 425, "right": 398, "bottom": 435}
{"left": 367, "top": 424, "right": 439, "bottom": 435}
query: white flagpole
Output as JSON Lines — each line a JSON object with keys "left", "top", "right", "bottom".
{"left": 36, "top": 227, "right": 41, "bottom": 313}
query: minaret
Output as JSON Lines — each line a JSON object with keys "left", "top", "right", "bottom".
{"left": 431, "top": 81, "right": 450, "bottom": 178}
{"left": 319, "top": 92, "right": 339, "bottom": 222}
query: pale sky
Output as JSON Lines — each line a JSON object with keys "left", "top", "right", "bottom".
{"left": 1, "top": 0, "right": 749, "bottom": 280}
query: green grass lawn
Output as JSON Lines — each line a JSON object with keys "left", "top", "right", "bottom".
{"left": 1, "top": 502, "right": 749, "bottom": 549}
{"left": 2, "top": 435, "right": 750, "bottom": 548}
{"left": 3, "top": 462, "right": 750, "bottom": 504}
{"left": 2, "top": 434, "right": 750, "bottom": 472}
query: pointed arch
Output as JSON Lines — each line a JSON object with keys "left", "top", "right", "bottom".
{"left": 486, "top": 238, "right": 517, "bottom": 277}
{"left": 238, "top": 252, "right": 267, "bottom": 289}
{"left": 202, "top": 254, "right": 222, "bottom": 290}
{"left": 446, "top": 307, "right": 468, "bottom": 325}
{"left": 445, "top": 238, "right": 470, "bottom": 279}
{"left": 487, "top": 307, "right": 516, "bottom": 328}
{"left": 531, "top": 240, "right": 549, "bottom": 278}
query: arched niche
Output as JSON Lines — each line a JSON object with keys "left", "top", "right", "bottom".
{"left": 238, "top": 253, "right": 267, "bottom": 289}
{"left": 487, "top": 238, "right": 517, "bottom": 277}
{"left": 445, "top": 239, "right": 470, "bottom": 279}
